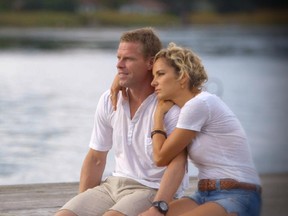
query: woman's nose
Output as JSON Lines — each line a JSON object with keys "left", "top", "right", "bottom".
{"left": 151, "top": 78, "right": 157, "bottom": 87}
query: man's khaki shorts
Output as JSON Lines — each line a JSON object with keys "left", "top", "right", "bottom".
{"left": 59, "top": 176, "right": 157, "bottom": 216}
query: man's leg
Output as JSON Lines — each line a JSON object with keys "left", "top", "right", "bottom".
{"left": 113, "top": 189, "right": 157, "bottom": 215}
{"left": 55, "top": 183, "right": 115, "bottom": 216}
{"left": 55, "top": 209, "right": 77, "bottom": 216}
{"left": 106, "top": 177, "right": 157, "bottom": 216}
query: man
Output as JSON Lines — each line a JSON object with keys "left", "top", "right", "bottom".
{"left": 55, "top": 27, "right": 187, "bottom": 216}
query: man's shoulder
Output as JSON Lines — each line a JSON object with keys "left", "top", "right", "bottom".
{"left": 97, "top": 90, "right": 114, "bottom": 114}
{"left": 100, "top": 89, "right": 111, "bottom": 99}
{"left": 166, "top": 104, "right": 180, "bottom": 117}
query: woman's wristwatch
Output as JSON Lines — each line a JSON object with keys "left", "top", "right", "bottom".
{"left": 152, "top": 201, "right": 169, "bottom": 214}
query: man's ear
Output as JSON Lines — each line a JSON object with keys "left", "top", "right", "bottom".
{"left": 147, "top": 57, "right": 154, "bottom": 70}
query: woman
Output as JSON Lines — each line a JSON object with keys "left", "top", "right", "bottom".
{"left": 150, "top": 43, "right": 261, "bottom": 216}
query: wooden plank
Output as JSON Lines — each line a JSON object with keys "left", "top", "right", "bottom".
{"left": 0, "top": 183, "right": 78, "bottom": 216}
{"left": 0, "top": 174, "right": 287, "bottom": 216}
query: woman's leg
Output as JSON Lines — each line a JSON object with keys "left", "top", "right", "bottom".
{"left": 166, "top": 198, "right": 199, "bottom": 216}
{"left": 167, "top": 198, "right": 227, "bottom": 216}
{"left": 178, "top": 201, "right": 227, "bottom": 216}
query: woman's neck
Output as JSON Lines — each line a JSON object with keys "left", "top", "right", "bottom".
{"left": 174, "top": 89, "right": 201, "bottom": 108}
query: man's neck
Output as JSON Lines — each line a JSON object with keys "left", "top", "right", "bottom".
{"left": 127, "top": 86, "right": 155, "bottom": 119}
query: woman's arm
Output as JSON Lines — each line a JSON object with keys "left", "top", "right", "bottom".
{"left": 152, "top": 101, "right": 197, "bottom": 166}
{"left": 110, "top": 74, "right": 128, "bottom": 110}
{"left": 139, "top": 150, "right": 187, "bottom": 216}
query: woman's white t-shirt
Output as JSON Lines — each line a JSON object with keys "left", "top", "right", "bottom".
{"left": 177, "top": 91, "right": 260, "bottom": 185}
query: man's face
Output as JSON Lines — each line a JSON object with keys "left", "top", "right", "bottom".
{"left": 117, "top": 42, "right": 152, "bottom": 88}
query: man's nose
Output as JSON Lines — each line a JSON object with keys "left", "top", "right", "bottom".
{"left": 117, "top": 59, "right": 124, "bottom": 68}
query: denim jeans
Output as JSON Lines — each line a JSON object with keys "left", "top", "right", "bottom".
{"left": 188, "top": 185, "right": 262, "bottom": 216}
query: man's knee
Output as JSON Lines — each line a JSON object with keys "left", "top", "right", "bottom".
{"left": 54, "top": 209, "right": 77, "bottom": 216}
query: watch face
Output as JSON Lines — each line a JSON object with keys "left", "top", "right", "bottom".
{"left": 159, "top": 201, "right": 168, "bottom": 210}
{"left": 153, "top": 201, "right": 169, "bottom": 214}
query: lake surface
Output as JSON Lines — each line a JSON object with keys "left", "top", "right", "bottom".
{"left": 0, "top": 26, "right": 287, "bottom": 185}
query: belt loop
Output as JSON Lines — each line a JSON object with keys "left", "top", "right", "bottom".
{"left": 215, "top": 179, "right": 221, "bottom": 191}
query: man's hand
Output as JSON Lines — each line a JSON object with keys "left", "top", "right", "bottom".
{"left": 110, "top": 74, "right": 128, "bottom": 110}
{"left": 138, "top": 206, "right": 164, "bottom": 216}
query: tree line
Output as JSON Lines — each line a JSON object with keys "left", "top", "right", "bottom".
{"left": 0, "top": 0, "right": 287, "bottom": 13}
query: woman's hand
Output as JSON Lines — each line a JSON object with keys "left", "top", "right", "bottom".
{"left": 110, "top": 74, "right": 127, "bottom": 111}
{"left": 155, "top": 100, "right": 175, "bottom": 116}
{"left": 153, "top": 100, "right": 175, "bottom": 130}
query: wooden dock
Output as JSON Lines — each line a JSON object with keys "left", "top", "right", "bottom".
{"left": 0, "top": 173, "right": 287, "bottom": 216}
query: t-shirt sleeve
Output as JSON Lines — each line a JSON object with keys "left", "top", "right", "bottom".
{"left": 177, "top": 98, "right": 209, "bottom": 132}
{"left": 89, "top": 90, "right": 113, "bottom": 151}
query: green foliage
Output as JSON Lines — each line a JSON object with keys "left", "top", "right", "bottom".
{"left": 81, "top": 10, "right": 179, "bottom": 26}
{"left": 0, "top": 0, "right": 79, "bottom": 12}
{"left": 0, "top": 11, "right": 82, "bottom": 27}
{"left": 0, "top": 0, "right": 287, "bottom": 27}
{"left": 41, "top": 0, "right": 79, "bottom": 12}
{"left": 1, "top": 0, "right": 287, "bottom": 13}
{"left": 0, "top": 0, "right": 13, "bottom": 10}
{"left": 98, "top": 0, "right": 131, "bottom": 9}
{"left": 0, "top": 10, "right": 179, "bottom": 27}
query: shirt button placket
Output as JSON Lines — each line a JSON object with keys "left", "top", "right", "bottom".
{"left": 128, "top": 123, "right": 134, "bottom": 145}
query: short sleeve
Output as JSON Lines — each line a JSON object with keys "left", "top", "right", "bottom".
{"left": 177, "top": 98, "right": 209, "bottom": 132}
{"left": 89, "top": 90, "right": 113, "bottom": 151}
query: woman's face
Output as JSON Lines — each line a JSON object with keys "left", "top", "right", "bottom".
{"left": 152, "top": 58, "right": 182, "bottom": 100}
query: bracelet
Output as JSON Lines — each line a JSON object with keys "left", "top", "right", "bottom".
{"left": 151, "top": 130, "right": 167, "bottom": 139}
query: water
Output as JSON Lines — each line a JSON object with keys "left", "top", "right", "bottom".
{"left": 0, "top": 26, "right": 287, "bottom": 185}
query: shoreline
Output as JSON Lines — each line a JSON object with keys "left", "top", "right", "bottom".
{"left": 0, "top": 173, "right": 287, "bottom": 216}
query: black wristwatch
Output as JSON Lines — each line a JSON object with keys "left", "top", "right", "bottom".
{"left": 152, "top": 201, "right": 169, "bottom": 215}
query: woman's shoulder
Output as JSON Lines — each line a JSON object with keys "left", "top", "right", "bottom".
{"left": 196, "top": 91, "right": 223, "bottom": 104}
{"left": 184, "top": 91, "right": 224, "bottom": 114}
{"left": 198, "top": 91, "right": 216, "bottom": 99}
{"left": 186, "top": 91, "right": 214, "bottom": 105}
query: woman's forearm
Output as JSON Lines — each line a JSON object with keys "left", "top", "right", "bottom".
{"left": 152, "top": 110, "right": 169, "bottom": 166}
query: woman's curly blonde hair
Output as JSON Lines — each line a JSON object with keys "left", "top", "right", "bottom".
{"left": 154, "top": 42, "right": 208, "bottom": 90}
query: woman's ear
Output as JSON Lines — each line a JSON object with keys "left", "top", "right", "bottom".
{"left": 180, "top": 73, "right": 189, "bottom": 86}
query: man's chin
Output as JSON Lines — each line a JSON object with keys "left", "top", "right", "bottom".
{"left": 119, "top": 81, "right": 127, "bottom": 88}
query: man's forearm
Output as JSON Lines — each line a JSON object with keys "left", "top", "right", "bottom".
{"left": 154, "top": 150, "right": 187, "bottom": 202}
{"left": 79, "top": 149, "right": 107, "bottom": 193}
{"left": 79, "top": 165, "right": 103, "bottom": 193}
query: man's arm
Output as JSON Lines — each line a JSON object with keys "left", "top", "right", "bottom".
{"left": 79, "top": 148, "right": 108, "bottom": 193}
{"left": 139, "top": 150, "right": 187, "bottom": 216}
